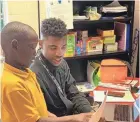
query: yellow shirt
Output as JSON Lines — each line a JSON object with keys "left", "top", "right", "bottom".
{"left": 1, "top": 63, "right": 48, "bottom": 122}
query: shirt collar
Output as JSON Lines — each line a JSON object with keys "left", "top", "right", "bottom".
{"left": 4, "top": 63, "right": 32, "bottom": 79}
{"left": 40, "top": 53, "right": 58, "bottom": 73}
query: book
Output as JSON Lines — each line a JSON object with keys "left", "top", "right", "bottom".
{"left": 102, "top": 7, "right": 127, "bottom": 13}
{"left": 114, "top": 23, "right": 130, "bottom": 51}
{"left": 101, "top": 1, "right": 127, "bottom": 13}
{"left": 126, "top": 24, "right": 130, "bottom": 51}
{"left": 64, "top": 33, "right": 76, "bottom": 57}
{"left": 114, "top": 22, "right": 131, "bottom": 51}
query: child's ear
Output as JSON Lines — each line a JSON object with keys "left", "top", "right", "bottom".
{"left": 11, "top": 39, "right": 18, "bottom": 50}
{"left": 39, "top": 40, "right": 43, "bottom": 48}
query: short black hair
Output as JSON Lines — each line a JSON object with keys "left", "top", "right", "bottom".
{"left": 1, "top": 21, "right": 37, "bottom": 54}
{"left": 41, "top": 18, "right": 68, "bottom": 38}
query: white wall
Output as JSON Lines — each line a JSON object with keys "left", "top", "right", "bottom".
{"left": 6, "top": 0, "right": 39, "bottom": 35}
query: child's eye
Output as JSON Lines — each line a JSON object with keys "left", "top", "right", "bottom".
{"left": 28, "top": 44, "right": 36, "bottom": 49}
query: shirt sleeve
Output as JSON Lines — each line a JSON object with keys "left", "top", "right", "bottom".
{"left": 7, "top": 89, "right": 41, "bottom": 122}
{"left": 64, "top": 61, "right": 92, "bottom": 113}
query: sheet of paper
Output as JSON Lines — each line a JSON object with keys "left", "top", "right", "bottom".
{"left": 46, "top": 0, "right": 73, "bottom": 29}
{"left": 89, "top": 91, "right": 108, "bottom": 122}
{"left": 94, "top": 90, "right": 135, "bottom": 103}
{"left": 76, "top": 82, "right": 94, "bottom": 93}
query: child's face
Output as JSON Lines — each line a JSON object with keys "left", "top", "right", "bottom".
{"left": 13, "top": 34, "right": 38, "bottom": 68}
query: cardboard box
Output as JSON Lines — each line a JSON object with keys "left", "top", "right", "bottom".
{"left": 103, "top": 35, "right": 116, "bottom": 44}
{"left": 64, "top": 33, "right": 76, "bottom": 57}
{"left": 97, "top": 29, "right": 114, "bottom": 37}
{"left": 104, "top": 42, "right": 118, "bottom": 51}
{"left": 86, "top": 37, "right": 103, "bottom": 52}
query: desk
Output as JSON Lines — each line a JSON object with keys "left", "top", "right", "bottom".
{"left": 80, "top": 78, "right": 140, "bottom": 122}
{"left": 101, "top": 78, "right": 139, "bottom": 122}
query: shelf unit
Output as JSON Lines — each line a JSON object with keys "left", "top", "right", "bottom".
{"left": 65, "top": 50, "right": 127, "bottom": 60}
{"left": 65, "top": 1, "right": 135, "bottom": 82}
{"left": 37, "top": 1, "right": 135, "bottom": 82}
{"left": 73, "top": 17, "right": 132, "bottom": 24}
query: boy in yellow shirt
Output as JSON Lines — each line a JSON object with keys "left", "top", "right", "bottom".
{"left": 1, "top": 22, "right": 93, "bottom": 122}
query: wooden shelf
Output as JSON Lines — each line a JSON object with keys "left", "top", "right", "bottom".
{"left": 73, "top": 17, "right": 132, "bottom": 25}
{"left": 65, "top": 50, "right": 128, "bottom": 60}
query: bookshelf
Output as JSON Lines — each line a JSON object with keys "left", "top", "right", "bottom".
{"left": 73, "top": 17, "right": 132, "bottom": 25}
{"left": 65, "top": 50, "right": 127, "bottom": 60}
{"left": 38, "top": 1, "right": 135, "bottom": 82}
{"left": 65, "top": 1, "right": 135, "bottom": 82}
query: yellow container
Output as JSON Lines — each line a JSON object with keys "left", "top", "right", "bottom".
{"left": 97, "top": 29, "right": 114, "bottom": 37}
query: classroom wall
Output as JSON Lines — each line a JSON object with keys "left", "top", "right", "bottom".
{"left": 6, "top": 0, "right": 39, "bottom": 35}
{"left": 5, "top": 0, "right": 48, "bottom": 37}
{"left": 133, "top": 0, "right": 140, "bottom": 31}
{"left": 40, "top": 1, "right": 47, "bottom": 23}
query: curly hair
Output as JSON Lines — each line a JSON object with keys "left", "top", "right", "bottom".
{"left": 41, "top": 18, "right": 68, "bottom": 38}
